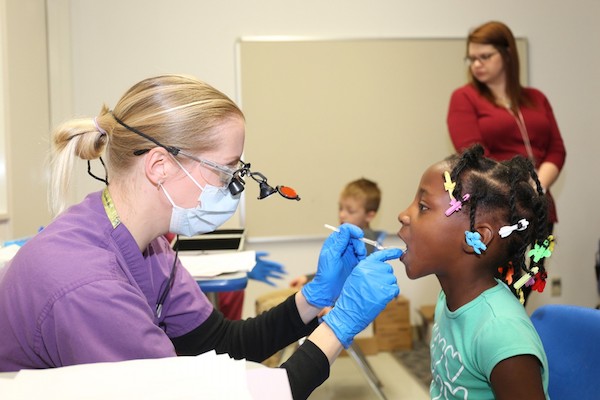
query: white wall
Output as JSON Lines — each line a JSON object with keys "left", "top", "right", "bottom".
{"left": 0, "top": 0, "right": 52, "bottom": 240}
{"left": 45, "top": 0, "right": 600, "bottom": 319}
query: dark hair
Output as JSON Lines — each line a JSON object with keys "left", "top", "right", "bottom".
{"left": 447, "top": 145, "right": 549, "bottom": 297}
{"left": 467, "top": 21, "right": 531, "bottom": 111}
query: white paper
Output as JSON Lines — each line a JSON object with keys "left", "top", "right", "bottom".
{"left": 246, "top": 364, "right": 293, "bottom": 399}
{"left": 0, "top": 244, "right": 20, "bottom": 269}
{"left": 2, "top": 352, "right": 256, "bottom": 400}
{"left": 179, "top": 250, "right": 256, "bottom": 277}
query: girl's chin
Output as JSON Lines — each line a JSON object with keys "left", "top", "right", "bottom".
{"left": 403, "top": 262, "right": 426, "bottom": 281}
{"left": 401, "top": 259, "right": 419, "bottom": 280}
{"left": 405, "top": 270, "right": 420, "bottom": 280}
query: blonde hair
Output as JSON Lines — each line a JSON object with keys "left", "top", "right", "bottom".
{"left": 49, "top": 74, "right": 244, "bottom": 216}
{"left": 340, "top": 178, "right": 381, "bottom": 213}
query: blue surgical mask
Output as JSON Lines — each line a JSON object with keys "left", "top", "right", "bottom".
{"left": 160, "top": 161, "right": 241, "bottom": 236}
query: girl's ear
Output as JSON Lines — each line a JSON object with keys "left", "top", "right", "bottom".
{"left": 462, "top": 223, "right": 495, "bottom": 254}
{"left": 144, "top": 148, "right": 170, "bottom": 187}
{"left": 477, "top": 224, "right": 495, "bottom": 247}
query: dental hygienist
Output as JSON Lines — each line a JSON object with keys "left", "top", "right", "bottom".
{"left": 0, "top": 74, "right": 401, "bottom": 399}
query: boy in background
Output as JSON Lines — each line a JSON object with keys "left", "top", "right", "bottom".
{"left": 290, "top": 178, "right": 384, "bottom": 288}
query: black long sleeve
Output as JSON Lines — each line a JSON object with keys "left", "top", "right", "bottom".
{"left": 281, "top": 339, "right": 330, "bottom": 399}
{"left": 171, "top": 293, "right": 317, "bottom": 361}
{"left": 170, "top": 294, "right": 329, "bottom": 399}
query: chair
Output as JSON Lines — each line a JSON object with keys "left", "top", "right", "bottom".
{"left": 530, "top": 304, "right": 600, "bottom": 400}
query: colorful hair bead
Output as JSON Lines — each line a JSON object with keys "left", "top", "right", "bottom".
{"left": 531, "top": 271, "right": 548, "bottom": 293}
{"left": 465, "top": 230, "right": 487, "bottom": 254}
{"left": 445, "top": 194, "right": 470, "bottom": 216}
{"left": 513, "top": 266, "right": 539, "bottom": 290}
{"left": 528, "top": 235, "right": 554, "bottom": 263}
{"left": 443, "top": 171, "right": 456, "bottom": 201}
{"left": 498, "top": 264, "right": 515, "bottom": 285}
{"left": 498, "top": 218, "right": 529, "bottom": 238}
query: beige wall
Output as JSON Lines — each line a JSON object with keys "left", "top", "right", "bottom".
{"left": 2, "top": 0, "right": 599, "bottom": 317}
{"left": 63, "top": 0, "right": 600, "bottom": 316}
{"left": 0, "top": 0, "right": 52, "bottom": 239}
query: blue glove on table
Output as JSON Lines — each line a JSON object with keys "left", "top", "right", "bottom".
{"left": 322, "top": 248, "right": 402, "bottom": 348}
{"left": 302, "top": 223, "right": 367, "bottom": 308}
{"left": 247, "top": 251, "right": 287, "bottom": 286}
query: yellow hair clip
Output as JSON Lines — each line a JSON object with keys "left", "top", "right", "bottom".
{"left": 443, "top": 171, "right": 456, "bottom": 201}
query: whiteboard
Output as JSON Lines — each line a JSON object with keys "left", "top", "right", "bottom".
{"left": 236, "top": 37, "right": 528, "bottom": 239}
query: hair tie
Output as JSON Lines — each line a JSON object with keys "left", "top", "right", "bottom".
{"left": 94, "top": 117, "right": 107, "bottom": 136}
{"left": 528, "top": 235, "right": 554, "bottom": 262}
{"left": 445, "top": 193, "right": 470, "bottom": 216}
{"left": 498, "top": 218, "right": 529, "bottom": 238}
{"left": 443, "top": 171, "right": 456, "bottom": 201}
{"left": 465, "top": 230, "right": 486, "bottom": 254}
{"left": 513, "top": 266, "right": 539, "bottom": 290}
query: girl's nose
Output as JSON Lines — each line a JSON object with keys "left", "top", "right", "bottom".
{"left": 398, "top": 210, "right": 409, "bottom": 225}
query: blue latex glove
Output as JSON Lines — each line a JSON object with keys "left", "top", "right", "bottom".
{"left": 247, "top": 251, "right": 287, "bottom": 286}
{"left": 322, "top": 248, "right": 402, "bottom": 348}
{"left": 302, "top": 223, "right": 367, "bottom": 308}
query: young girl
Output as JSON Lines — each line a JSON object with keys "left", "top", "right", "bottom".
{"left": 447, "top": 21, "right": 566, "bottom": 305}
{"left": 398, "top": 145, "right": 550, "bottom": 399}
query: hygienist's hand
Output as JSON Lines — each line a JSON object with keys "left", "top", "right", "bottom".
{"left": 247, "top": 251, "right": 287, "bottom": 286}
{"left": 322, "top": 248, "right": 401, "bottom": 348}
{"left": 302, "top": 223, "right": 367, "bottom": 308}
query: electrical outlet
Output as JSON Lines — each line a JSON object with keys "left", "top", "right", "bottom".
{"left": 551, "top": 277, "right": 562, "bottom": 297}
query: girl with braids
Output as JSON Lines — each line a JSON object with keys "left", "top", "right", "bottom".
{"left": 447, "top": 21, "right": 566, "bottom": 305}
{"left": 0, "top": 74, "right": 401, "bottom": 399}
{"left": 398, "top": 145, "right": 549, "bottom": 399}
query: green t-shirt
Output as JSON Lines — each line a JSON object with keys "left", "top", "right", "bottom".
{"left": 430, "top": 280, "right": 549, "bottom": 399}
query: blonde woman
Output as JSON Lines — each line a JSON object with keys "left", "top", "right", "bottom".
{"left": 0, "top": 74, "right": 401, "bottom": 399}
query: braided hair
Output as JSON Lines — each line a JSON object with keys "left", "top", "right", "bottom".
{"left": 447, "top": 145, "right": 549, "bottom": 298}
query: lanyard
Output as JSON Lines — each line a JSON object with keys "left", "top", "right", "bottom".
{"left": 507, "top": 107, "right": 535, "bottom": 164}
{"left": 102, "top": 187, "right": 121, "bottom": 229}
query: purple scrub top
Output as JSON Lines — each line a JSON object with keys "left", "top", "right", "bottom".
{"left": 0, "top": 191, "right": 213, "bottom": 372}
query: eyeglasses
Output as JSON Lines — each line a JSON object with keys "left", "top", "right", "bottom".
{"left": 464, "top": 51, "right": 499, "bottom": 66}
{"left": 114, "top": 112, "right": 300, "bottom": 200}
{"left": 178, "top": 151, "right": 240, "bottom": 188}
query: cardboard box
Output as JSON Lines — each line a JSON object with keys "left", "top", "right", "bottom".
{"left": 374, "top": 295, "right": 413, "bottom": 350}
{"left": 376, "top": 327, "right": 413, "bottom": 350}
{"left": 340, "top": 336, "right": 379, "bottom": 357}
{"left": 377, "top": 296, "right": 410, "bottom": 319}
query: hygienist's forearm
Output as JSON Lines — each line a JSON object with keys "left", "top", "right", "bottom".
{"left": 294, "top": 291, "right": 322, "bottom": 324}
{"left": 306, "top": 323, "right": 343, "bottom": 365}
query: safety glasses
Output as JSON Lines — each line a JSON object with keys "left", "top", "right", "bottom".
{"left": 115, "top": 113, "right": 300, "bottom": 201}
{"left": 177, "top": 151, "right": 241, "bottom": 188}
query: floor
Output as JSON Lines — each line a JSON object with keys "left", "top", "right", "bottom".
{"left": 309, "top": 351, "right": 429, "bottom": 400}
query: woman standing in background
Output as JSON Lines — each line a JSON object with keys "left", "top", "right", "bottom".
{"left": 447, "top": 21, "right": 566, "bottom": 304}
